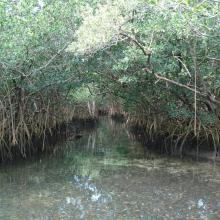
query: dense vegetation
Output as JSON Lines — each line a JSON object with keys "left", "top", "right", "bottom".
{"left": 1, "top": 0, "right": 220, "bottom": 159}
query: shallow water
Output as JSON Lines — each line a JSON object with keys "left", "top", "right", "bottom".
{"left": 0, "top": 118, "right": 220, "bottom": 220}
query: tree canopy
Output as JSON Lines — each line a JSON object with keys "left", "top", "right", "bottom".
{"left": 1, "top": 0, "right": 220, "bottom": 158}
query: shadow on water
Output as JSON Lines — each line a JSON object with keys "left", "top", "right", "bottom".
{"left": 0, "top": 117, "right": 220, "bottom": 219}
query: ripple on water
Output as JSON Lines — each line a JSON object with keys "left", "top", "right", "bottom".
{"left": 0, "top": 118, "right": 220, "bottom": 219}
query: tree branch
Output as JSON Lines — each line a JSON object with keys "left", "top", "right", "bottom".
{"left": 155, "top": 73, "right": 220, "bottom": 106}
{"left": 155, "top": 73, "right": 203, "bottom": 95}
{"left": 119, "top": 32, "right": 151, "bottom": 56}
{"left": 31, "top": 43, "right": 70, "bottom": 75}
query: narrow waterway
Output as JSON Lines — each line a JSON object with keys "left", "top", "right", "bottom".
{"left": 0, "top": 118, "right": 220, "bottom": 220}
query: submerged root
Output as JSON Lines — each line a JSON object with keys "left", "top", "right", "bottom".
{"left": 0, "top": 92, "right": 98, "bottom": 161}
{"left": 127, "top": 114, "right": 220, "bottom": 158}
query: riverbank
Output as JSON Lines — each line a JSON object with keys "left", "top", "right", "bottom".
{"left": 0, "top": 115, "right": 98, "bottom": 162}
{"left": 108, "top": 113, "right": 220, "bottom": 162}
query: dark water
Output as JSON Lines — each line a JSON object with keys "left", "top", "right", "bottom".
{"left": 0, "top": 118, "right": 220, "bottom": 220}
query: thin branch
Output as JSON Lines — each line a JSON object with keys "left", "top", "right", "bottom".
{"left": 31, "top": 43, "right": 70, "bottom": 75}
{"left": 172, "top": 52, "right": 192, "bottom": 77}
{"left": 119, "top": 32, "right": 151, "bottom": 56}
{"left": 155, "top": 73, "right": 220, "bottom": 107}
{"left": 191, "top": 41, "right": 197, "bottom": 136}
{"left": 207, "top": 57, "right": 220, "bottom": 62}
{"left": 154, "top": 73, "right": 203, "bottom": 95}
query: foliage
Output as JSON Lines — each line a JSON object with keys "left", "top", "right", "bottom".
{"left": 1, "top": 0, "right": 220, "bottom": 158}
{"left": 67, "top": 0, "right": 220, "bottom": 150}
{"left": 0, "top": 0, "right": 97, "bottom": 159}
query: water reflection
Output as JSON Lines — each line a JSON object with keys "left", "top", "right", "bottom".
{"left": 0, "top": 117, "right": 220, "bottom": 219}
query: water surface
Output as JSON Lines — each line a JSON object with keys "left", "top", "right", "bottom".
{"left": 0, "top": 118, "right": 220, "bottom": 220}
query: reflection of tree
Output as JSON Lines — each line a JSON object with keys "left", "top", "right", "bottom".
{"left": 61, "top": 117, "right": 147, "bottom": 177}
{"left": 87, "top": 132, "right": 96, "bottom": 152}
